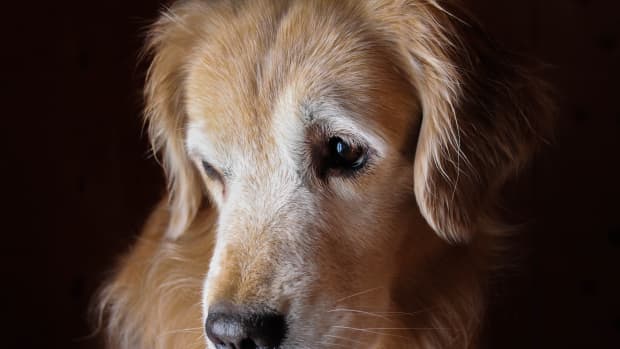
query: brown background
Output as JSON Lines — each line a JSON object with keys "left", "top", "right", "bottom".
{"left": 1, "top": 1, "right": 618, "bottom": 348}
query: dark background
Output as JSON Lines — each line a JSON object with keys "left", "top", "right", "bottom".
{"left": 1, "top": 1, "right": 618, "bottom": 348}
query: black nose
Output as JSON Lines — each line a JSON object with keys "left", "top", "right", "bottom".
{"left": 205, "top": 303, "right": 287, "bottom": 349}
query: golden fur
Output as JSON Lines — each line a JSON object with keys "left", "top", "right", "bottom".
{"left": 98, "top": 1, "right": 553, "bottom": 348}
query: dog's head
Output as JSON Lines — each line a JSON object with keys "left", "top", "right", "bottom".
{"left": 143, "top": 0, "right": 552, "bottom": 347}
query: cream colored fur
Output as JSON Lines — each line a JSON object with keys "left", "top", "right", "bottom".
{"left": 97, "top": 1, "right": 553, "bottom": 348}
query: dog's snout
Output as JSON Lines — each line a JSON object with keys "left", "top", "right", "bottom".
{"left": 205, "top": 303, "right": 287, "bottom": 349}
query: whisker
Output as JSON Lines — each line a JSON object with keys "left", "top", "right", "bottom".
{"left": 155, "top": 326, "right": 204, "bottom": 341}
{"left": 319, "top": 341, "right": 350, "bottom": 349}
{"left": 332, "top": 325, "right": 410, "bottom": 340}
{"left": 334, "top": 287, "right": 384, "bottom": 304}
{"left": 327, "top": 308, "right": 394, "bottom": 322}
{"left": 336, "top": 305, "right": 439, "bottom": 318}
{"left": 373, "top": 310, "right": 430, "bottom": 316}
{"left": 324, "top": 334, "right": 369, "bottom": 346}
{"left": 363, "top": 326, "right": 448, "bottom": 331}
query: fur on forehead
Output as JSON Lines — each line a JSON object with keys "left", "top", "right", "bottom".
{"left": 181, "top": 5, "right": 416, "bottom": 144}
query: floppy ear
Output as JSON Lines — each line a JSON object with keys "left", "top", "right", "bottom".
{"left": 379, "top": 2, "right": 554, "bottom": 242}
{"left": 143, "top": 6, "right": 205, "bottom": 239}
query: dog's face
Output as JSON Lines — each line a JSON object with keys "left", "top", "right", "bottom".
{"left": 183, "top": 4, "right": 426, "bottom": 346}
{"left": 135, "top": 1, "right": 553, "bottom": 348}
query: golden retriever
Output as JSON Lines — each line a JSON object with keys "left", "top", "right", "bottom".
{"left": 97, "top": 1, "right": 553, "bottom": 348}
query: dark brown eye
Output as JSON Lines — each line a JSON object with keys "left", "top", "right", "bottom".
{"left": 326, "top": 137, "right": 367, "bottom": 171}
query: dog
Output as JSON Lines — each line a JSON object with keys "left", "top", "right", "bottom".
{"left": 97, "top": 1, "right": 553, "bottom": 348}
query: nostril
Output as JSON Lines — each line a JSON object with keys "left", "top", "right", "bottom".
{"left": 240, "top": 338, "right": 258, "bottom": 349}
{"left": 205, "top": 303, "right": 287, "bottom": 349}
{"left": 247, "top": 312, "right": 286, "bottom": 347}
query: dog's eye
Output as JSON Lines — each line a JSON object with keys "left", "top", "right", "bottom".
{"left": 326, "top": 137, "right": 367, "bottom": 171}
{"left": 202, "top": 160, "right": 223, "bottom": 181}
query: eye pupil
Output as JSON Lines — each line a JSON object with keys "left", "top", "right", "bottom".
{"left": 327, "top": 137, "right": 366, "bottom": 171}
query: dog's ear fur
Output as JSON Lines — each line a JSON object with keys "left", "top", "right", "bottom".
{"left": 143, "top": 5, "right": 205, "bottom": 239}
{"left": 374, "top": 1, "right": 554, "bottom": 242}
